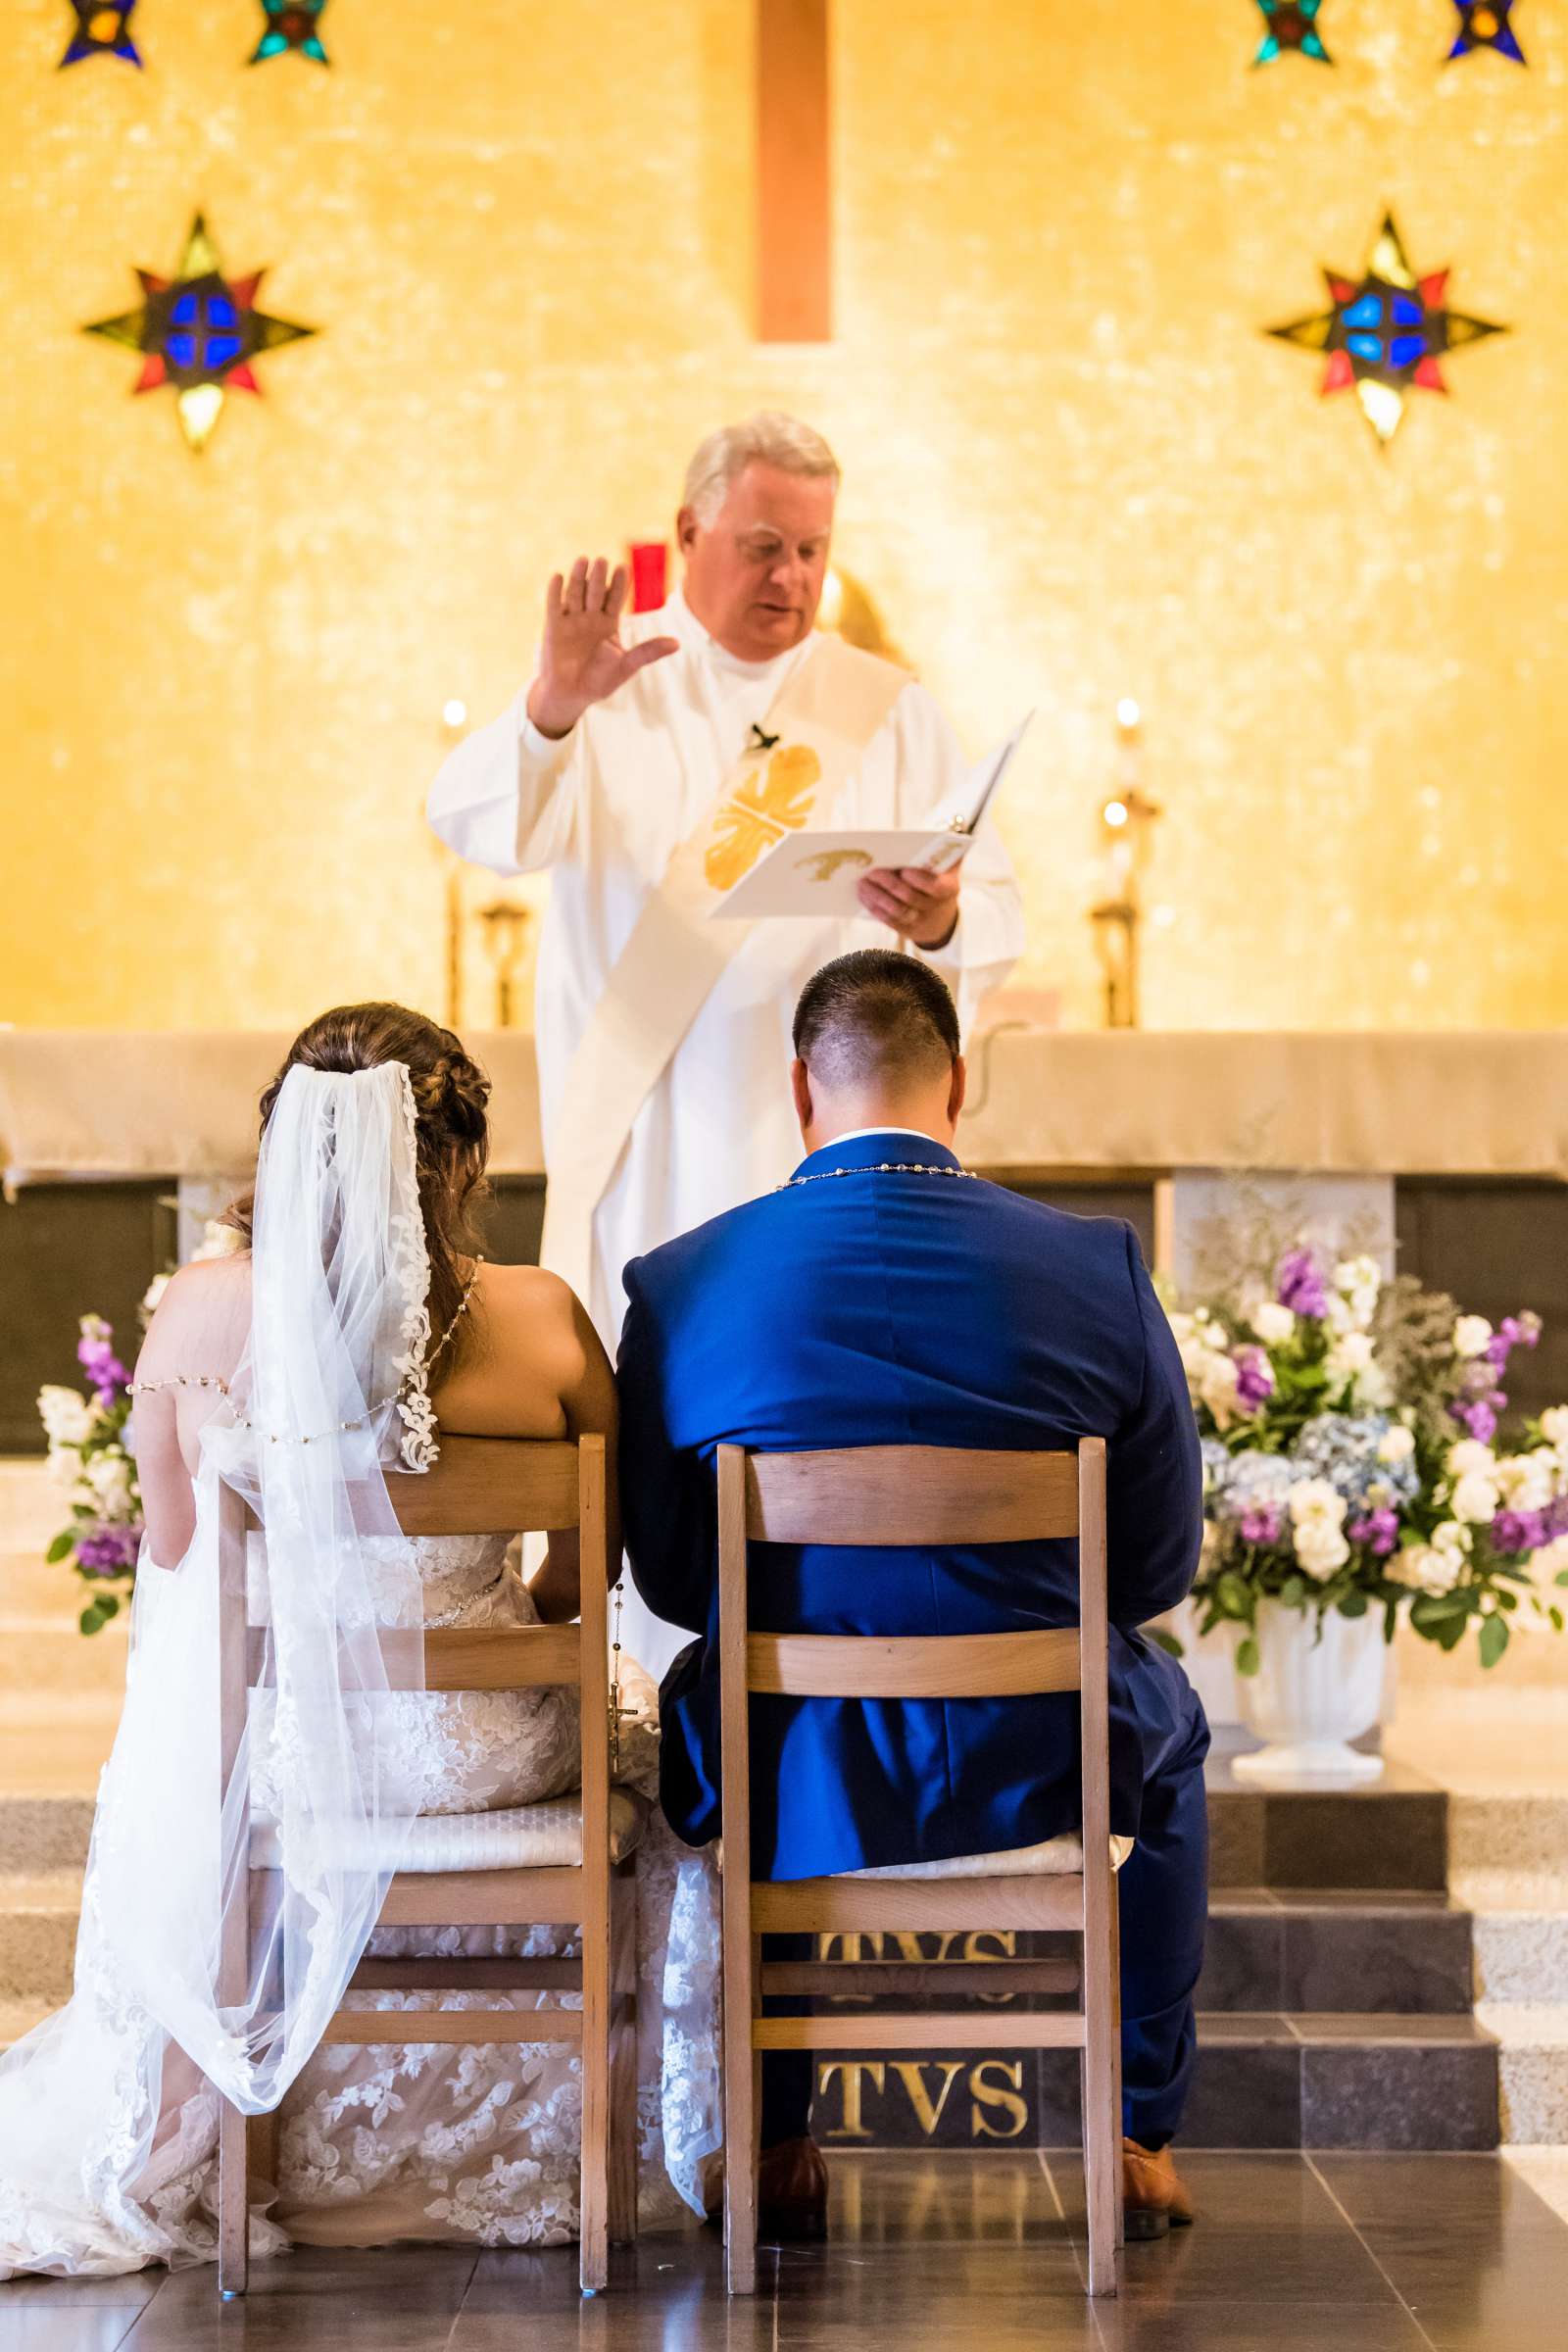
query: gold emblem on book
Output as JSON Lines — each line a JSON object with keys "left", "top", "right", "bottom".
{"left": 704, "top": 743, "right": 823, "bottom": 891}
{"left": 797, "top": 849, "right": 873, "bottom": 883}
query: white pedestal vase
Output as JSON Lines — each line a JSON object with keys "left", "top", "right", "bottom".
{"left": 1231, "top": 1599, "right": 1391, "bottom": 1785}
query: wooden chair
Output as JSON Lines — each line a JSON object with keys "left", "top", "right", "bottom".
{"left": 214, "top": 1434, "right": 637, "bottom": 2299}
{"left": 717, "top": 1439, "right": 1123, "bottom": 2300}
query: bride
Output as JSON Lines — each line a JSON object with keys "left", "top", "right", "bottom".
{"left": 0, "top": 1004, "right": 719, "bottom": 2277}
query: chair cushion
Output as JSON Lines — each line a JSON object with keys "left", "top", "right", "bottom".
{"left": 251, "top": 1788, "right": 648, "bottom": 1874}
{"left": 841, "top": 1833, "right": 1133, "bottom": 1881}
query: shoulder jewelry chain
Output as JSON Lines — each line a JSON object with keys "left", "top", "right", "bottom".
{"left": 129, "top": 1257, "right": 484, "bottom": 1445}
{"left": 773, "top": 1160, "right": 980, "bottom": 1193}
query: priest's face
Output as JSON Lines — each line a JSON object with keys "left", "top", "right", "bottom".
{"left": 679, "top": 462, "right": 835, "bottom": 663}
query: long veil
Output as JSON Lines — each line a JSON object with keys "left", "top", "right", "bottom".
{"left": 0, "top": 1062, "right": 437, "bottom": 2268}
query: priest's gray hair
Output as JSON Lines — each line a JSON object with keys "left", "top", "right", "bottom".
{"left": 681, "top": 413, "right": 841, "bottom": 528}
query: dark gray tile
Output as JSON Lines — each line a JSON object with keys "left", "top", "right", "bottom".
{"left": 1179, "top": 2035, "right": 1302, "bottom": 2149}
{"left": 1198, "top": 1903, "right": 1285, "bottom": 2012}
{"left": 0, "top": 2278, "right": 159, "bottom": 2312}
{"left": 0, "top": 2317, "right": 143, "bottom": 2352}
{"left": 1302, "top": 2036, "right": 1498, "bottom": 2151}
{"left": 1204, "top": 1790, "right": 1266, "bottom": 1889}
{"left": 1092, "top": 2299, "right": 1430, "bottom": 2351}
{"left": 1315, "top": 2150, "right": 1568, "bottom": 2235}
{"left": 1281, "top": 1902, "right": 1473, "bottom": 2015}
{"left": 1263, "top": 1788, "right": 1448, "bottom": 1894}
{"left": 825, "top": 2149, "right": 1067, "bottom": 2242}
{"left": 120, "top": 2246, "right": 476, "bottom": 2349}
{"left": 1053, "top": 2152, "right": 1399, "bottom": 2307}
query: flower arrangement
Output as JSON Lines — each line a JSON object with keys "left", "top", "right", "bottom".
{"left": 38, "top": 1317, "right": 142, "bottom": 1635}
{"left": 1164, "top": 1247, "right": 1568, "bottom": 1675}
{"left": 37, "top": 1223, "right": 240, "bottom": 1634}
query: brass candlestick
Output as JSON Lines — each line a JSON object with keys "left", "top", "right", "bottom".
{"left": 1089, "top": 700, "right": 1161, "bottom": 1030}
{"left": 477, "top": 901, "right": 531, "bottom": 1029}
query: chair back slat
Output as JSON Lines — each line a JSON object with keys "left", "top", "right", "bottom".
{"left": 747, "top": 1626, "right": 1080, "bottom": 1698}
{"left": 243, "top": 1622, "right": 583, "bottom": 1691}
{"left": 744, "top": 1446, "right": 1080, "bottom": 1545}
{"left": 386, "top": 1435, "right": 580, "bottom": 1536}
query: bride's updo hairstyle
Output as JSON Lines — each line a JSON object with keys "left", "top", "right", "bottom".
{"left": 225, "top": 1003, "right": 492, "bottom": 1363}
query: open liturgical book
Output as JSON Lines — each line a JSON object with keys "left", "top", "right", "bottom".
{"left": 710, "top": 712, "right": 1034, "bottom": 921}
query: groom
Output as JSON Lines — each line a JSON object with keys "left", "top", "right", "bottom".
{"left": 617, "top": 950, "right": 1209, "bottom": 2238}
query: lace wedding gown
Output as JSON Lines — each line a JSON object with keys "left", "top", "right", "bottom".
{"left": 0, "top": 1532, "right": 721, "bottom": 2277}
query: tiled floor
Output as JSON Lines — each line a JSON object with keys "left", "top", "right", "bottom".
{"left": 6, "top": 2149, "right": 1568, "bottom": 2351}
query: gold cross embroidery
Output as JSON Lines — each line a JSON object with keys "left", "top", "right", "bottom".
{"left": 704, "top": 742, "right": 823, "bottom": 892}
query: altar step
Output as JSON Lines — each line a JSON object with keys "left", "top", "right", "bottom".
{"left": 0, "top": 1872, "right": 82, "bottom": 2002}
{"left": 1040, "top": 2010, "right": 1499, "bottom": 2153}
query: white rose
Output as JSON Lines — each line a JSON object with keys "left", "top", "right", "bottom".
{"left": 1454, "top": 1315, "right": 1494, "bottom": 1360}
{"left": 37, "top": 1385, "right": 93, "bottom": 1446}
{"left": 1432, "top": 1519, "right": 1473, "bottom": 1561}
{"left": 1294, "top": 1519, "right": 1351, "bottom": 1580}
{"left": 140, "top": 1271, "right": 172, "bottom": 1319}
{"left": 1335, "top": 1254, "right": 1382, "bottom": 1297}
{"left": 1391, "top": 1544, "right": 1452, "bottom": 1595}
{"left": 1539, "top": 1406, "right": 1568, "bottom": 1451}
{"left": 1377, "top": 1426, "right": 1416, "bottom": 1466}
{"left": 1288, "top": 1477, "right": 1348, "bottom": 1528}
{"left": 1447, "top": 1439, "right": 1497, "bottom": 1480}
{"left": 84, "top": 1452, "right": 133, "bottom": 1517}
{"left": 1356, "top": 1363, "right": 1395, "bottom": 1409}
{"left": 1451, "top": 1472, "right": 1501, "bottom": 1526}
{"left": 1199, "top": 1352, "right": 1240, "bottom": 1428}
{"left": 1494, "top": 1454, "right": 1556, "bottom": 1513}
{"left": 1329, "top": 1332, "right": 1376, "bottom": 1378}
{"left": 45, "top": 1444, "right": 82, "bottom": 1494}
{"left": 1251, "top": 1301, "right": 1296, "bottom": 1348}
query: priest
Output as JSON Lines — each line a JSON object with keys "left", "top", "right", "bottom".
{"left": 428, "top": 412, "right": 1024, "bottom": 1670}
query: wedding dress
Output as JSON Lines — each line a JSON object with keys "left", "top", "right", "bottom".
{"left": 0, "top": 1063, "right": 720, "bottom": 2278}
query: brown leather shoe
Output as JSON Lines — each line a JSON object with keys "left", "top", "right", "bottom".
{"left": 701, "top": 2136, "right": 830, "bottom": 2242}
{"left": 1121, "top": 2138, "right": 1195, "bottom": 2241}
{"left": 759, "top": 2134, "right": 829, "bottom": 2243}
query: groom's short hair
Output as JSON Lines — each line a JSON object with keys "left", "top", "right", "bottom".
{"left": 793, "top": 950, "right": 961, "bottom": 1087}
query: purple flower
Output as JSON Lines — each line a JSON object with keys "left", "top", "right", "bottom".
{"left": 1350, "top": 1506, "right": 1400, "bottom": 1558}
{"left": 1491, "top": 1509, "right": 1544, "bottom": 1557}
{"left": 74, "top": 1522, "right": 141, "bottom": 1574}
{"left": 1277, "top": 1250, "right": 1330, "bottom": 1321}
{"left": 1238, "top": 1506, "right": 1283, "bottom": 1545}
{"left": 76, "top": 1324, "right": 129, "bottom": 1406}
{"left": 1450, "top": 1399, "right": 1498, "bottom": 1445}
{"left": 1234, "top": 1347, "right": 1275, "bottom": 1409}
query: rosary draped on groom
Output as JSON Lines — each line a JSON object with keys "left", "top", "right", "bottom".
{"left": 428, "top": 412, "right": 1024, "bottom": 1673}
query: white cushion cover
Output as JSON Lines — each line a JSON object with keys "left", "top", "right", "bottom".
{"left": 842, "top": 1833, "right": 1133, "bottom": 1881}
{"left": 252, "top": 1788, "right": 648, "bottom": 1875}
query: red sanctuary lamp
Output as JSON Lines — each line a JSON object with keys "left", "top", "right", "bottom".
{"left": 628, "top": 540, "right": 668, "bottom": 612}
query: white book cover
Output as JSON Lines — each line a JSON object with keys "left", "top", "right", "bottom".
{"left": 710, "top": 711, "right": 1033, "bottom": 921}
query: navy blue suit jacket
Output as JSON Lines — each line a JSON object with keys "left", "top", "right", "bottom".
{"left": 617, "top": 1132, "right": 1204, "bottom": 1881}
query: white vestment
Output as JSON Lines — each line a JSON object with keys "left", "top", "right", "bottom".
{"left": 428, "top": 591, "right": 1025, "bottom": 1676}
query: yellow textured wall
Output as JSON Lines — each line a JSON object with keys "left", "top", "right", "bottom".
{"left": 3, "top": 0, "right": 1565, "bottom": 1032}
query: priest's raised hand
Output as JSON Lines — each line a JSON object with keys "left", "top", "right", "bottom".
{"left": 526, "top": 558, "right": 680, "bottom": 741}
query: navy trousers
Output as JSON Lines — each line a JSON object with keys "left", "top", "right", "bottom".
{"left": 761, "top": 1681, "right": 1211, "bottom": 2151}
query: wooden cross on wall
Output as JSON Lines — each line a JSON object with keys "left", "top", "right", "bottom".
{"left": 757, "top": 0, "right": 831, "bottom": 341}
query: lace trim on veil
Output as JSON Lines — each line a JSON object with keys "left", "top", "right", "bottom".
{"left": 387, "top": 1064, "right": 439, "bottom": 1473}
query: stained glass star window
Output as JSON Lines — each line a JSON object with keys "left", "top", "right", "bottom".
{"left": 84, "top": 215, "right": 317, "bottom": 452}
{"left": 1253, "top": 2, "right": 1332, "bottom": 65}
{"left": 1267, "top": 213, "right": 1505, "bottom": 446}
{"left": 251, "top": 1, "right": 330, "bottom": 65}
{"left": 60, "top": 2, "right": 139, "bottom": 67}
{"left": 1448, "top": 3, "right": 1526, "bottom": 63}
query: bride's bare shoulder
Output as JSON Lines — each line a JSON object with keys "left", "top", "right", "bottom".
{"left": 134, "top": 1251, "right": 251, "bottom": 1384}
{"left": 470, "top": 1261, "right": 590, "bottom": 1351}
